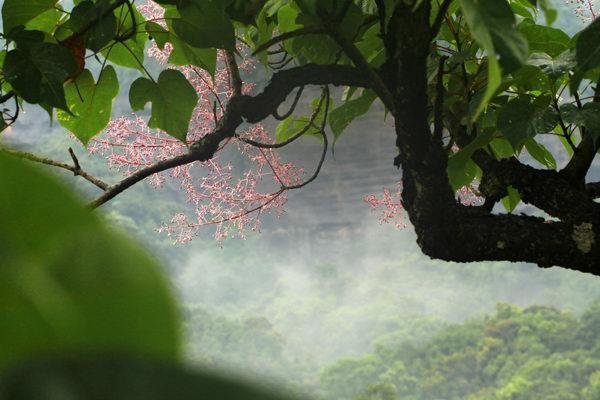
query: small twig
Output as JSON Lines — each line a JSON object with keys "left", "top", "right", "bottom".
{"left": 89, "top": 152, "right": 199, "bottom": 208}
{"left": 115, "top": 0, "right": 137, "bottom": 42}
{"left": 68, "top": 147, "right": 82, "bottom": 171}
{"left": 2, "top": 147, "right": 109, "bottom": 191}
{"left": 225, "top": 50, "right": 242, "bottom": 97}
{"left": 282, "top": 87, "right": 330, "bottom": 190}
{"left": 431, "top": 0, "right": 454, "bottom": 39}
{"left": 273, "top": 86, "right": 304, "bottom": 120}
{"left": 237, "top": 89, "right": 327, "bottom": 149}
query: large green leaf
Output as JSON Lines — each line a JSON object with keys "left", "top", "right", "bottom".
{"left": 57, "top": 66, "right": 120, "bottom": 145}
{"left": 518, "top": 22, "right": 570, "bottom": 58}
{"left": 497, "top": 98, "right": 557, "bottom": 150}
{"left": 460, "top": 0, "right": 528, "bottom": 120}
{"left": 226, "top": 0, "right": 266, "bottom": 25}
{"left": 100, "top": 4, "right": 147, "bottom": 71}
{"left": 147, "top": 20, "right": 217, "bottom": 75}
{"left": 25, "top": 7, "right": 62, "bottom": 32}
{"left": 172, "top": 0, "right": 235, "bottom": 50}
{"left": 129, "top": 69, "right": 198, "bottom": 143}
{"left": 560, "top": 103, "right": 600, "bottom": 141}
{"left": 0, "top": 153, "right": 181, "bottom": 370}
{"left": 524, "top": 138, "right": 556, "bottom": 169}
{"left": 571, "top": 18, "right": 600, "bottom": 92}
{"left": 501, "top": 185, "right": 521, "bottom": 213}
{"left": 3, "top": 42, "right": 77, "bottom": 111}
{"left": 2, "top": 0, "right": 57, "bottom": 34}
{"left": 329, "top": 90, "right": 377, "bottom": 142}
{"left": 0, "top": 357, "right": 295, "bottom": 400}
{"left": 528, "top": 51, "right": 575, "bottom": 81}
{"left": 447, "top": 129, "right": 494, "bottom": 191}
{"left": 68, "top": 0, "right": 117, "bottom": 52}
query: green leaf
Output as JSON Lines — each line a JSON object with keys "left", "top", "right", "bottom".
{"left": 3, "top": 42, "right": 78, "bottom": 111}
{"left": 527, "top": 51, "right": 575, "bottom": 81}
{"left": 460, "top": 0, "right": 528, "bottom": 72}
{"left": 501, "top": 185, "right": 521, "bottom": 212}
{"left": 0, "top": 357, "right": 294, "bottom": 399}
{"left": 571, "top": 18, "right": 600, "bottom": 92}
{"left": 226, "top": 0, "right": 266, "bottom": 25}
{"left": 275, "top": 114, "right": 296, "bottom": 143}
{"left": 537, "top": 0, "right": 557, "bottom": 25}
{"left": 518, "top": 22, "right": 570, "bottom": 58}
{"left": 560, "top": 102, "right": 600, "bottom": 141}
{"left": 147, "top": 20, "right": 217, "bottom": 75}
{"left": 25, "top": 7, "right": 62, "bottom": 32}
{"left": 2, "top": 0, "right": 57, "bottom": 34}
{"left": 172, "top": 0, "right": 235, "bottom": 50}
{"left": 460, "top": 0, "right": 528, "bottom": 120}
{"left": 101, "top": 4, "right": 147, "bottom": 71}
{"left": 68, "top": 0, "right": 117, "bottom": 52}
{"left": 329, "top": 89, "right": 377, "bottom": 142}
{"left": 0, "top": 153, "right": 181, "bottom": 370}
{"left": 524, "top": 138, "right": 556, "bottom": 169}
{"left": 497, "top": 98, "right": 557, "bottom": 149}
{"left": 511, "top": 65, "right": 550, "bottom": 93}
{"left": 57, "top": 66, "right": 120, "bottom": 145}
{"left": 129, "top": 69, "right": 198, "bottom": 142}
{"left": 447, "top": 128, "right": 494, "bottom": 191}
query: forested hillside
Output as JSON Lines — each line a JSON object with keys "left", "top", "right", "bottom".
{"left": 181, "top": 300, "right": 600, "bottom": 399}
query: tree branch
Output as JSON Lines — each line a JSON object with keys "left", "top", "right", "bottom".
{"left": 431, "top": 0, "right": 454, "bottom": 39}
{"left": 587, "top": 182, "right": 600, "bottom": 199}
{"left": 282, "top": 87, "right": 330, "bottom": 190}
{"left": 560, "top": 85, "right": 600, "bottom": 184}
{"left": 433, "top": 55, "right": 448, "bottom": 142}
{"left": 225, "top": 50, "right": 242, "bottom": 97}
{"left": 2, "top": 147, "right": 109, "bottom": 191}
{"left": 418, "top": 207, "right": 600, "bottom": 273}
{"left": 471, "top": 148, "right": 600, "bottom": 225}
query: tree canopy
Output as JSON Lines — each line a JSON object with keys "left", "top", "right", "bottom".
{"left": 1, "top": 0, "right": 599, "bottom": 273}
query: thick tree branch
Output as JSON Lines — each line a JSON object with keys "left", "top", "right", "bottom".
{"left": 225, "top": 50, "right": 242, "bottom": 97}
{"left": 433, "top": 55, "right": 448, "bottom": 142}
{"left": 587, "top": 182, "right": 600, "bottom": 199}
{"left": 473, "top": 153, "right": 600, "bottom": 224}
{"left": 418, "top": 208, "right": 600, "bottom": 273}
{"left": 560, "top": 86, "right": 600, "bottom": 183}
{"left": 2, "top": 147, "right": 109, "bottom": 191}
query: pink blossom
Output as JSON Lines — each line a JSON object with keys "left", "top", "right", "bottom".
{"left": 568, "top": 0, "right": 598, "bottom": 21}
{"left": 363, "top": 184, "right": 406, "bottom": 229}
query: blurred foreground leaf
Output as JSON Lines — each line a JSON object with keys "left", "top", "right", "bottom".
{"left": 0, "top": 356, "right": 297, "bottom": 400}
{"left": 0, "top": 153, "right": 181, "bottom": 370}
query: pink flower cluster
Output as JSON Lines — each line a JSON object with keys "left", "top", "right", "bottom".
{"left": 90, "top": 1, "right": 303, "bottom": 242}
{"left": 569, "top": 0, "right": 598, "bottom": 21}
{"left": 363, "top": 184, "right": 406, "bottom": 229}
